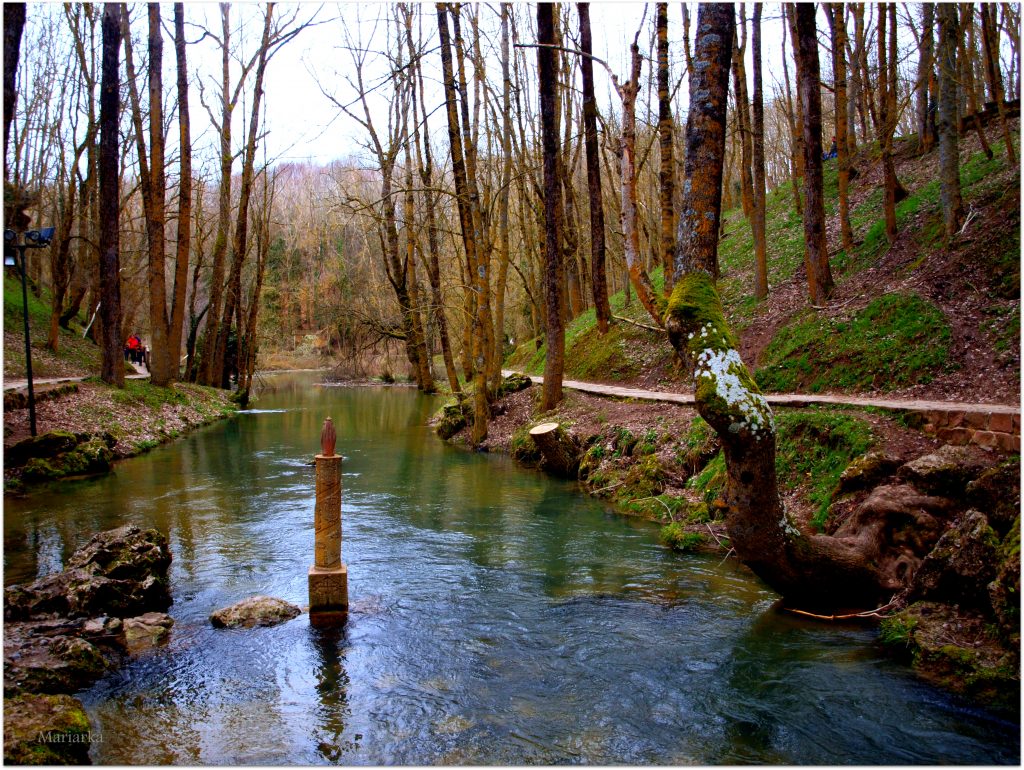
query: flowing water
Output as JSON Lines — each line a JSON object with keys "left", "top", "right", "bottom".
{"left": 3, "top": 372, "right": 1019, "bottom": 764}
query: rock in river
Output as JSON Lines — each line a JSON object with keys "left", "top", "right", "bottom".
{"left": 210, "top": 596, "right": 301, "bottom": 628}
{"left": 4, "top": 525, "right": 172, "bottom": 621}
{"left": 3, "top": 693, "right": 94, "bottom": 765}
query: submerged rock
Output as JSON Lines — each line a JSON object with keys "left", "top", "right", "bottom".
{"left": 3, "top": 622, "right": 109, "bottom": 696}
{"left": 880, "top": 601, "right": 1019, "bottom": 712}
{"left": 210, "top": 596, "right": 301, "bottom": 628}
{"left": 5, "top": 525, "right": 172, "bottom": 621}
{"left": 3, "top": 693, "right": 93, "bottom": 765}
{"left": 122, "top": 612, "right": 174, "bottom": 651}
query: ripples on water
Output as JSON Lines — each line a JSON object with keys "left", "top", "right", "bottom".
{"left": 3, "top": 374, "right": 1019, "bottom": 764}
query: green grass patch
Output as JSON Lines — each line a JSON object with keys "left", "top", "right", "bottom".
{"left": 660, "top": 523, "right": 706, "bottom": 552}
{"left": 775, "top": 408, "right": 875, "bottom": 529}
{"left": 756, "top": 292, "right": 950, "bottom": 392}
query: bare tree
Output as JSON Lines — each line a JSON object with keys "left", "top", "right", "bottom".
{"left": 750, "top": 2, "right": 767, "bottom": 300}
{"left": 99, "top": 3, "right": 124, "bottom": 387}
{"left": 825, "top": 3, "right": 854, "bottom": 253}
{"left": 578, "top": 3, "right": 611, "bottom": 334}
{"left": 937, "top": 3, "right": 964, "bottom": 240}
{"left": 795, "top": 3, "right": 834, "bottom": 305}
{"left": 537, "top": 1, "right": 565, "bottom": 411}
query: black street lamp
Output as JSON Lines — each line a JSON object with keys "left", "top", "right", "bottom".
{"left": 4, "top": 226, "right": 54, "bottom": 438}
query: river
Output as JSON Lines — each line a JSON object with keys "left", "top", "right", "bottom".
{"left": 3, "top": 372, "right": 1019, "bottom": 764}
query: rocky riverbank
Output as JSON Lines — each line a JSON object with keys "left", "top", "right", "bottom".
{"left": 3, "top": 378, "right": 236, "bottom": 493}
{"left": 435, "top": 376, "right": 1020, "bottom": 712}
{"left": 3, "top": 526, "right": 175, "bottom": 764}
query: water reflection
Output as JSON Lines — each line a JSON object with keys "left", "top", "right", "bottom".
{"left": 3, "top": 373, "right": 1019, "bottom": 765}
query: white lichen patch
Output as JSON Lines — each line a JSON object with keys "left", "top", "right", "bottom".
{"left": 692, "top": 337, "right": 775, "bottom": 434}
{"left": 779, "top": 501, "right": 802, "bottom": 539}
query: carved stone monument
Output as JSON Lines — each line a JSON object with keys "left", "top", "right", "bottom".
{"left": 309, "top": 417, "right": 348, "bottom": 624}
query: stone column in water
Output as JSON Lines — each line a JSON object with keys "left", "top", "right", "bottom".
{"left": 309, "top": 417, "right": 348, "bottom": 623}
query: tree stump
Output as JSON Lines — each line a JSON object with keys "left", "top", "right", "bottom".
{"left": 529, "top": 422, "right": 580, "bottom": 478}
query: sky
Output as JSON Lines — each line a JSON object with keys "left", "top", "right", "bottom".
{"left": 186, "top": 2, "right": 803, "bottom": 169}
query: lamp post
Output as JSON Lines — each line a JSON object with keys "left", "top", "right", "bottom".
{"left": 4, "top": 226, "right": 54, "bottom": 438}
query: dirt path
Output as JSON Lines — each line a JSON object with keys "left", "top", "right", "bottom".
{"left": 503, "top": 370, "right": 1020, "bottom": 450}
{"left": 3, "top": 372, "right": 148, "bottom": 392}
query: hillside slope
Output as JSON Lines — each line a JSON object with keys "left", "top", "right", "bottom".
{"left": 508, "top": 121, "right": 1020, "bottom": 405}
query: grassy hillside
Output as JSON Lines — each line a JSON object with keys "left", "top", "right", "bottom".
{"left": 3, "top": 274, "right": 100, "bottom": 380}
{"left": 507, "top": 124, "right": 1021, "bottom": 403}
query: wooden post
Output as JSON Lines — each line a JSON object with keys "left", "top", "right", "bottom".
{"left": 309, "top": 417, "right": 348, "bottom": 625}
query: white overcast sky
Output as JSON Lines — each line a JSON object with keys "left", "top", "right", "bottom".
{"left": 189, "top": 2, "right": 811, "bottom": 169}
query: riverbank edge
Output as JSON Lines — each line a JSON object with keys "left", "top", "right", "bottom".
{"left": 431, "top": 377, "right": 1020, "bottom": 714}
{"left": 3, "top": 379, "right": 238, "bottom": 495}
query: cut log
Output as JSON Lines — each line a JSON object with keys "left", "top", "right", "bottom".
{"left": 529, "top": 422, "right": 580, "bottom": 478}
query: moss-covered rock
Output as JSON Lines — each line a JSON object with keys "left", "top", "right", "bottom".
{"left": 435, "top": 398, "right": 470, "bottom": 441}
{"left": 909, "top": 510, "right": 1000, "bottom": 609}
{"left": 966, "top": 459, "right": 1021, "bottom": 538}
{"left": 622, "top": 454, "right": 667, "bottom": 499}
{"left": 881, "top": 601, "right": 1019, "bottom": 712}
{"left": 496, "top": 372, "right": 532, "bottom": 398}
{"left": 3, "top": 628, "right": 108, "bottom": 695}
{"left": 989, "top": 515, "right": 1020, "bottom": 644}
{"left": 836, "top": 451, "right": 901, "bottom": 495}
{"left": 3, "top": 693, "right": 93, "bottom": 765}
{"left": 897, "top": 444, "right": 993, "bottom": 498}
{"left": 6, "top": 431, "right": 78, "bottom": 468}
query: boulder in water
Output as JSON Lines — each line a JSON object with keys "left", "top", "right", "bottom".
{"left": 3, "top": 693, "right": 94, "bottom": 765}
{"left": 4, "top": 526, "right": 172, "bottom": 621}
{"left": 210, "top": 596, "right": 301, "bottom": 628}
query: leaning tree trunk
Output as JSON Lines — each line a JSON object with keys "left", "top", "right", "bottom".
{"left": 666, "top": 3, "right": 893, "bottom": 608}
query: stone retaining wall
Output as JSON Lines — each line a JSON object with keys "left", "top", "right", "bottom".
{"left": 915, "top": 409, "right": 1021, "bottom": 452}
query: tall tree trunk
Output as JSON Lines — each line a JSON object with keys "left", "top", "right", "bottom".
{"left": 958, "top": 4, "right": 994, "bottom": 160}
{"left": 146, "top": 4, "right": 171, "bottom": 385}
{"left": 917, "top": 3, "right": 936, "bottom": 152}
{"left": 438, "top": 2, "right": 488, "bottom": 438}
{"left": 199, "top": 4, "right": 232, "bottom": 387}
{"left": 214, "top": 4, "right": 274, "bottom": 388}
{"left": 538, "top": 1, "right": 564, "bottom": 411}
{"left": 750, "top": 3, "right": 767, "bottom": 300}
{"left": 168, "top": 3, "right": 191, "bottom": 382}
{"left": 937, "top": 4, "right": 964, "bottom": 240}
{"left": 656, "top": 2, "right": 675, "bottom": 295}
{"left": 410, "top": 9, "right": 460, "bottom": 396}
{"left": 780, "top": 9, "right": 802, "bottom": 215}
{"left": 980, "top": 3, "right": 1016, "bottom": 163}
{"left": 732, "top": 7, "right": 754, "bottom": 223}
{"left": 616, "top": 42, "right": 663, "bottom": 327}
{"left": 99, "top": 3, "right": 124, "bottom": 388}
{"left": 878, "top": 3, "right": 897, "bottom": 243}
{"left": 795, "top": 3, "right": 834, "bottom": 305}
{"left": 578, "top": 3, "right": 611, "bottom": 335}
{"left": 826, "top": 3, "right": 855, "bottom": 253}
{"left": 3, "top": 2, "right": 26, "bottom": 179}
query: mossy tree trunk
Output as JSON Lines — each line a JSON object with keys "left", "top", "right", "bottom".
{"left": 666, "top": 3, "right": 892, "bottom": 608}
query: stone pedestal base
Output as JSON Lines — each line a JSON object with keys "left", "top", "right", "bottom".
{"left": 309, "top": 563, "right": 348, "bottom": 626}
